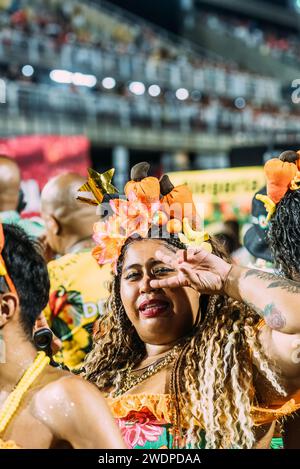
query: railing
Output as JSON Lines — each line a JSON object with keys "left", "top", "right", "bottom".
{"left": 1, "top": 80, "right": 299, "bottom": 135}
{"left": 0, "top": 0, "right": 283, "bottom": 104}
{"left": 0, "top": 33, "right": 282, "bottom": 104}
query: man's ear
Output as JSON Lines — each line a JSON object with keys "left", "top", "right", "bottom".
{"left": 0, "top": 292, "right": 19, "bottom": 327}
{"left": 45, "top": 215, "right": 61, "bottom": 236}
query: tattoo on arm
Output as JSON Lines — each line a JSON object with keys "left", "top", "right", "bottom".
{"left": 267, "top": 280, "right": 300, "bottom": 294}
{"left": 245, "top": 269, "right": 275, "bottom": 282}
{"left": 244, "top": 269, "right": 300, "bottom": 294}
{"left": 246, "top": 301, "right": 286, "bottom": 331}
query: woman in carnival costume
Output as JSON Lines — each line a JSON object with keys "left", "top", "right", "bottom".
{"left": 82, "top": 162, "right": 300, "bottom": 449}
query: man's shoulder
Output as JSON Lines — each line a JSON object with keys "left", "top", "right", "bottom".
{"left": 30, "top": 370, "right": 92, "bottom": 439}
{"left": 32, "top": 370, "right": 89, "bottom": 413}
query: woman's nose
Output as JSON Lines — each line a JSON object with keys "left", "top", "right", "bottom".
{"left": 139, "top": 274, "right": 156, "bottom": 293}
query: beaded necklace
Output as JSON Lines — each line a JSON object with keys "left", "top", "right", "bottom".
{"left": 0, "top": 351, "right": 50, "bottom": 449}
{"left": 113, "top": 343, "right": 183, "bottom": 398}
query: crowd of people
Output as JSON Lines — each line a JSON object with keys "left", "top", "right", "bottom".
{"left": 201, "top": 9, "right": 300, "bottom": 67}
{"left": 1, "top": 0, "right": 295, "bottom": 139}
{"left": 0, "top": 0, "right": 282, "bottom": 101}
{"left": 0, "top": 152, "right": 300, "bottom": 449}
{"left": 3, "top": 79, "right": 300, "bottom": 136}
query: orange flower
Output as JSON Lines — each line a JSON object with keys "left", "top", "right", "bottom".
{"left": 110, "top": 191, "right": 159, "bottom": 239}
{"left": 93, "top": 215, "right": 127, "bottom": 272}
{"left": 92, "top": 238, "right": 125, "bottom": 274}
{"left": 92, "top": 192, "right": 165, "bottom": 272}
{"left": 264, "top": 158, "right": 297, "bottom": 204}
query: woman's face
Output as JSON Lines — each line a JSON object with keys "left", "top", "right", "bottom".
{"left": 120, "top": 239, "right": 200, "bottom": 345}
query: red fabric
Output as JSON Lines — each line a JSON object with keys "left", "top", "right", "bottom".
{"left": 0, "top": 135, "right": 90, "bottom": 188}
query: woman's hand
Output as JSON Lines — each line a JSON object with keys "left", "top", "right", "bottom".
{"left": 150, "top": 247, "right": 232, "bottom": 294}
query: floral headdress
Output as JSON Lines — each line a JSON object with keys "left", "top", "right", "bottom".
{"left": 78, "top": 163, "right": 211, "bottom": 273}
{"left": 256, "top": 150, "right": 300, "bottom": 222}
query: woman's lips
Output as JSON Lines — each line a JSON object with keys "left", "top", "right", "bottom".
{"left": 138, "top": 299, "right": 170, "bottom": 318}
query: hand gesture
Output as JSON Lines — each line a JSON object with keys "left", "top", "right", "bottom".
{"left": 150, "top": 247, "right": 231, "bottom": 294}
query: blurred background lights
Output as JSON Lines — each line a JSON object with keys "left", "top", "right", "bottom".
{"left": 176, "top": 87, "right": 189, "bottom": 100}
{"left": 129, "top": 81, "right": 145, "bottom": 95}
{"left": 295, "top": 0, "right": 300, "bottom": 12}
{"left": 72, "top": 73, "right": 97, "bottom": 87}
{"left": 102, "top": 77, "right": 116, "bottom": 89}
{"left": 50, "top": 69, "right": 72, "bottom": 84}
{"left": 234, "top": 96, "right": 246, "bottom": 109}
{"left": 50, "top": 70, "right": 97, "bottom": 87}
{"left": 0, "top": 79, "right": 6, "bottom": 103}
{"left": 22, "top": 65, "right": 34, "bottom": 77}
{"left": 148, "top": 84, "right": 161, "bottom": 97}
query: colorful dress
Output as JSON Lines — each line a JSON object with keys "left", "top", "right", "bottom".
{"left": 107, "top": 391, "right": 300, "bottom": 449}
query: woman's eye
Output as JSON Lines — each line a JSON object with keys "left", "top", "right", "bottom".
{"left": 153, "top": 267, "right": 175, "bottom": 276}
{"left": 125, "top": 272, "right": 140, "bottom": 280}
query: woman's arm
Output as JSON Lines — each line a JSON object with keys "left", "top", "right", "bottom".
{"left": 151, "top": 247, "right": 300, "bottom": 333}
{"left": 225, "top": 265, "right": 300, "bottom": 334}
{"left": 150, "top": 248, "right": 300, "bottom": 385}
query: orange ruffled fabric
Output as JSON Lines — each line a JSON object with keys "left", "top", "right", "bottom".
{"left": 252, "top": 391, "right": 300, "bottom": 426}
{"left": 108, "top": 391, "right": 300, "bottom": 428}
{"left": 107, "top": 393, "right": 174, "bottom": 423}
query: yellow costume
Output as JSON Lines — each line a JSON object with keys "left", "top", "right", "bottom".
{"left": 44, "top": 251, "right": 111, "bottom": 369}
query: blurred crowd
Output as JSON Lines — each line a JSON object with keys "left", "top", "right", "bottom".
{"left": 1, "top": 0, "right": 299, "bottom": 137}
{"left": 202, "top": 9, "right": 300, "bottom": 66}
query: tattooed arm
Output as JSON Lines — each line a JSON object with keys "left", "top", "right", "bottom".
{"left": 225, "top": 266, "right": 300, "bottom": 334}
{"left": 151, "top": 248, "right": 300, "bottom": 386}
{"left": 151, "top": 248, "right": 300, "bottom": 334}
{"left": 224, "top": 266, "right": 300, "bottom": 385}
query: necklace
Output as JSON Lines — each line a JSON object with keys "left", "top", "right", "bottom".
{"left": 130, "top": 355, "right": 171, "bottom": 373}
{"left": 0, "top": 351, "right": 50, "bottom": 447}
{"left": 113, "top": 343, "right": 183, "bottom": 398}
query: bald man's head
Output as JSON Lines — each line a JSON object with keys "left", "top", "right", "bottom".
{"left": 0, "top": 156, "right": 21, "bottom": 211}
{"left": 41, "top": 173, "right": 99, "bottom": 255}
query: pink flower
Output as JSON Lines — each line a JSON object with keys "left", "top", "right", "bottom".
{"left": 110, "top": 192, "right": 160, "bottom": 239}
{"left": 92, "top": 192, "right": 163, "bottom": 273}
{"left": 117, "top": 408, "right": 165, "bottom": 449}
